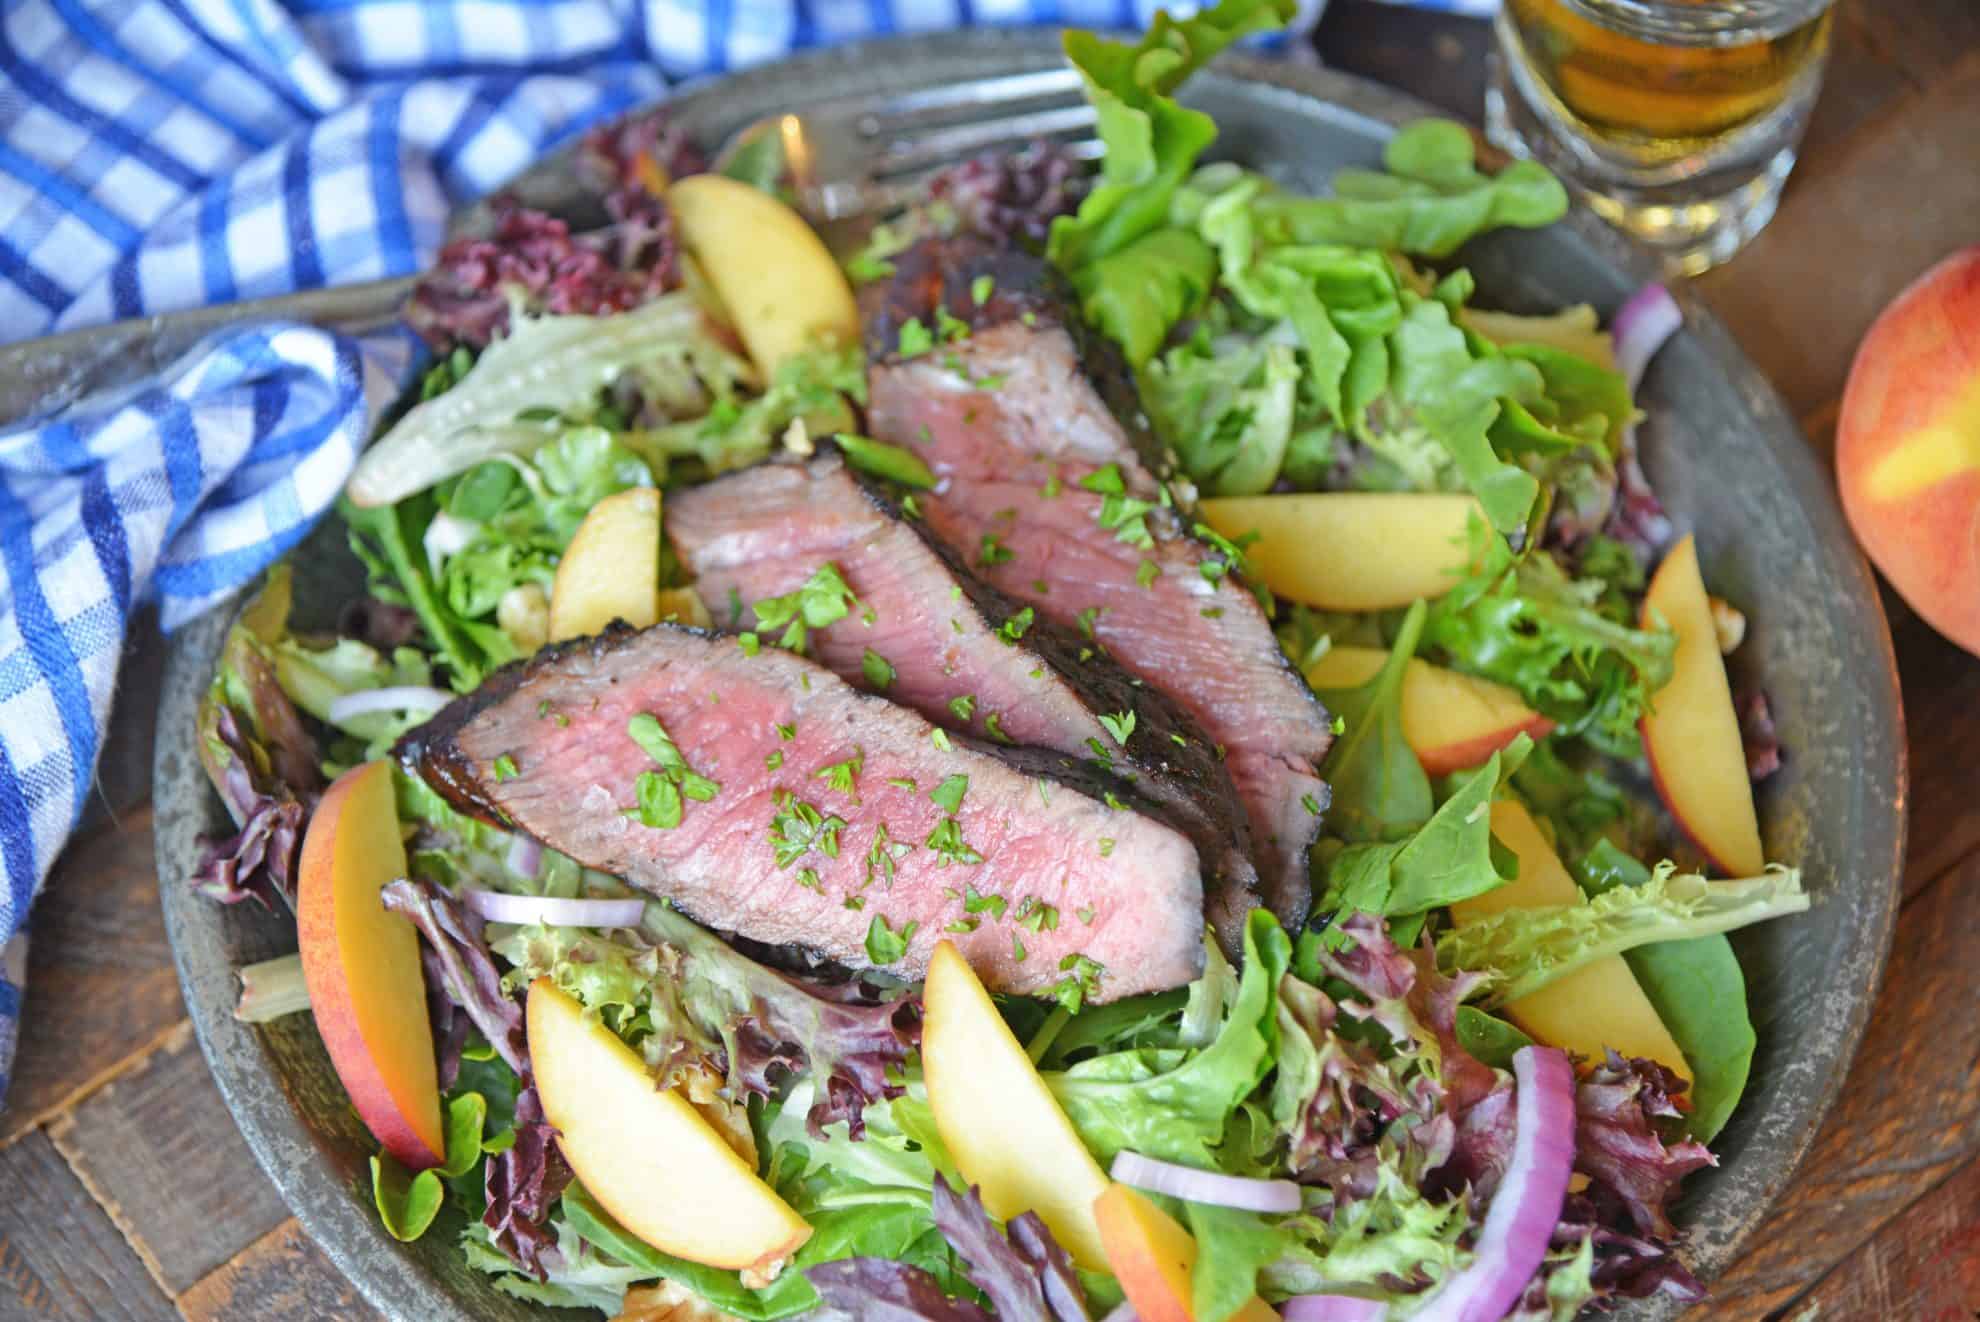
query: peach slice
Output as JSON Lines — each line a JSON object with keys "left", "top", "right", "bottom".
{"left": 1837, "top": 245, "right": 1980, "bottom": 657}
{"left": 1092, "top": 1184, "right": 1282, "bottom": 1322}
{"left": 1453, "top": 802, "right": 1689, "bottom": 1081}
{"left": 527, "top": 979, "right": 811, "bottom": 1272}
{"left": 1196, "top": 492, "right": 1478, "bottom": 612}
{"left": 1304, "top": 646, "right": 1554, "bottom": 775}
{"left": 298, "top": 760, "right": 446, "bottom": 1171}
{"left": 1639, "top": 536, "right": 1764, "bottom": 877}
{"left": 549, "top": 486, "right": 661, "bottom": 642}
{"left": 923, "top": 941, "right": 1111, "bottom": 1270}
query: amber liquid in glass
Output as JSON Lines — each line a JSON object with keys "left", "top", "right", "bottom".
{"left": 1502, "top": 0, "right": 1833, "bottom": 157}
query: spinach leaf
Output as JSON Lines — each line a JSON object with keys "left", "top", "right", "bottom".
{"left": 1577, "top": 839, "right": 1755, "bottom": 1143}
{"left": 1311, "top": 599, "right": 1432, "bottom": 844}
{"left": 1454, "top": 1006, "right": 1533, "bottom": 1069}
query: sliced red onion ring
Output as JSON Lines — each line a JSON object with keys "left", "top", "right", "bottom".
{"left": 1282, "top": 1295, "right": 1385, "bottom": 1322}
{"left": 326, "top": 685, "right": 453, "bottom": 724}
{"left": 423, "top": 510, "right": 482, "bottom": 578}
{"left": 1110, "top": 1150, "right": 1302, "bottom": 1215}
{"left": 1101, "top": 1303, "right": 1139, "bottom": 1322}
{"left": 1411, "top": 1046, "right": 1576, "bottom": 1322}
{"left": 462, "top": 888, "right": 646, "bottom": 928}
{"left": 1612, "top": 284, "right": 1683, "bottom": 391}
{"left": 505, "top": 834, "right": 543, "bottom": 880}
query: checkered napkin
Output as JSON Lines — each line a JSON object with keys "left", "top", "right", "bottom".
{"left": 0, "top": 0, "right": 1363, "bottom": 1102}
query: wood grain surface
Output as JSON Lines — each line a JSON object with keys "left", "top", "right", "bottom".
{"left": 1, "top": 2, "right": 1974, "bottom": 1316}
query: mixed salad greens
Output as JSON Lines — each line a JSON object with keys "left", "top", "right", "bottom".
{"left": 195, "top": 2, "right": 1811, "bottom": 1318}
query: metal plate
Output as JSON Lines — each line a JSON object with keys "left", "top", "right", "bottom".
{"left": 149, "top": 29, "right": 1906, "bottom": 1321}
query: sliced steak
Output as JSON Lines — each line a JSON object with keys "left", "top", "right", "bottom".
{"left": 398, "top": 624, "right": 1205, "bottom": 1000}
{"left": 864, "top": 237, "right": 1335, "bottom": 924}
{"left": 665, "top": 451, "right": 1261, "bottom": 950}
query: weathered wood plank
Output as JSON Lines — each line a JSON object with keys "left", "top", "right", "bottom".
{"left": 1889, "top": 614, "right": 1980, "bottom": 898}
{"left": 1845, "top": 0, "right": 1980, "bottom": 89}
{"left": 1696, "top": 51, "right": 1980, "bottom": 419}
{"left": 1775, "top": 1152, "right": 1980, "bottom": 1320}
{"left": 2, "top": 806, "right": 185, "bottom": 1143}
{"left": 46, "top": 1030, "right": 289, "bottom": 1296}
{"left": 1703, "top": 853, "right": 1980, "bottom": 1319}
{"left": 1793, "top": 9, "right": 1921, "bottom": 172}
{"left": 0, "top": 1132, "right": 175, "bottom": 1320}
{"left": 175, "top": 1219, "right": 384, "bottom": 1322}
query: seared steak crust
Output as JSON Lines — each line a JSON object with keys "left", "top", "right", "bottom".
{"left": 666, "top": 452, "right": 1262, "bottom": 950}
{"left": 864, "top": 237, "right": 1335, "bottom": 924}
{"left": 396, "top": 623, "right": 1207, "bottom": 1000}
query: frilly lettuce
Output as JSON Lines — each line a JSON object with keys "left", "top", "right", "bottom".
{"left": 1437, "top": 861, "right": 1808, "bottom": 1006}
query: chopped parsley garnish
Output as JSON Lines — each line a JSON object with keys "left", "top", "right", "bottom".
{"left": 963, "top": 886, "right": 1007, "bottom": 918}
{"left": 765, "top": 750, "right": 784, "bottom": 771}
{"left": 901, "top": 493, "right": 923, "bottom": 520}
{"left": 768, "top": 791, "right": 847, "bottom": 868}
{"left": 796, "top": 868, "right": 822, "bottom": 891}
{"left": 1012, "top": 933, "right": 1027, "bottom": 962}
{"left": 835, "top": 433, "right": 937, "bottom": 489}
{"left": 738, "top": 632, "right": 762, "bottom": 657}
{"left": 1051, "top": 954, "right": 1107, "bottom": 1012}
{"left": 627, "top": 714, "right": 682, "bottom": 770}
{"left": 777, "top": 723, "right": 796, "bottom": 741}
{"left": 979, "top": 533, "right": 1015, "bottom": 567}
{"left": 865, "top": 914, "right": 917, "bottom": 964}
{"left": 1302, "top": 792, "right": 1324, "bottom": 816}
{"left": 1191, "top": 522, "right": 1257, "bottom": 578}
{"left": 1103, "top": 791, "right": 1128, "bottom": 811}
{"left": 897, "top": 317, "right": 934, "bottom": 359}
{"left": 948, "top": 694, "right": 977, "bottom": 722}
{"left": 1096, "top": 492, "right": 1157, "bottom": 549}
{"left": 1020, "top": 310, "right": 1038, "bottom": 327}
{"left": 1331, "top": 715, "right": 1347, "bottom": 735}
{"left": 971, "top": 274, "right": 995, "bottom": 305}
{"left": 1016, "top": 899, "right": 1059, "bottom": 933}
{"left": 952, "top": 618, "right": 965, "bottom": 635}
{"left": 624, "top": 714, "right": 719, "bottom": 828}
{"left": 945, "top": 917, "right": 980, "bottom": 933}
{"left": 751, "top": 563, "right": 858, "bottom": 652}
{"left": 1030, "top": 579, "right": 1050, "bottom": 595}
{"left": 1075, "top": 606, "right": 1101, "bottom": 638}
{"left": 844, "top": 895, "right": 867, "bottom": 910}
{"left": 925, "top": 816, "right": 984, "bottom": 866}
{"left": 815, "top": 748, "right": 864, "bottom": 798}
{"left": 1171, "top": 732, "right": 1188, "bottom": 747}
{"left": 1037, "top": 780, "right": 1053, "bottom": 807}
{"left": 1085, "top": 736, "right": 1113, "bottom": 765}
{"left": 936, "top": 306, "right": 972, "bottom": 344}
{"left": 631, "top": 771, "right": 682, "bottom": 829}
{"left": 1135, "top": 560, "right": 1160, "bottom": 589}
{"left": 1098, "top": 711, "right": 1136, "bottom": 746}
{"left": 1079, "top": 465, "right": 1126, "bottom": 496}
{"left": 1098, "top": 837, "right": 1116, "bottom": 858}
{"left": 983, "top": 712, "right": 1013, "bottom": 744}
{"left": 887, "top": 776, "right": 918, "bottom": 791}
{"left": 535, "top": 700, "right": 552, "bottom": 720}
{"left": 929, "top": 774, "right": 970, "bottom": 815}
{"left": 863, "top": 648, "right": 896, "bottom": 690}
{"left": 1201, "top": 607, "right": 1224, "bottom": 619}
{"left": 492, "top": 754, "right": 518, "bottom": 782}
{"left": 997, "top": 607, "right": 1036, "bottom": 644}
{"left": 866, "top": 823, "right": 911, "bottom": 888}
{"left": 1042, "top": 473, "right": 1062, "bottom": 499}
{"left": 931, "top": 728, "right": 953, "bottom": 752}
{"left": 1076, "top": 906, "right": 1097, "bottom": 925}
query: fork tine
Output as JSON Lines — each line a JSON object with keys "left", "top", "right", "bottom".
{"left": 855, "top": 69, "right": 1087, "bottom": 134}
{"left": 871, "top": 105, "right": 1100, "bottom": 177}
{"left": 811, "top": 134, "right": 1103, "bottom": 219}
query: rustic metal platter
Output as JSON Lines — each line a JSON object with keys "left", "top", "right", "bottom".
{"left": 144, "top": 29, "right": 1906, "bottom": 1321}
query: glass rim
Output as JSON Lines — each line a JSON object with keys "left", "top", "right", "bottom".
{"left": 1545, "top": 0, "right": 1838, "bottom": 43}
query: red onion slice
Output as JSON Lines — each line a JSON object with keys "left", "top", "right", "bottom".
{"left": 1282, "top": 1296, "right": 1385, "bottom": 1322}
{"left": 1612, "top": 284, "right": 1682, "bottom": 391}
{"left": 326, "top": 685, "right": 453, "bottom": 724}
{"left": 1110, "top": 1150, "right": 1302, "bottom": 1215}
{"left": 1411, "top": 1046, "right": 1577, "bottom": 1322}
{"left": 462, "top": 888, "right": 646, "bottom": 928}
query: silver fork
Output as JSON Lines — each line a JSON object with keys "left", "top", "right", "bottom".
{"left": 0, "top": 70, "right": 1097, "bottom": 422}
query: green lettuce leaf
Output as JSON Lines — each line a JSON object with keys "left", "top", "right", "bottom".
{"left": 1141, "top": 331, "right": 1301, "bottom": 496}
{"left": 1047, "top": 910, "right": 1290, "bottom": 1167}
{"left": 1070, "top": 226, "right": 1218, "bottom": 367}
{"left": 1312, "top": 599, "right": 1432, "bottom": 845}
{"left": 1254, "top": 119, "right": 1567, "bottom": 258}
{"left": 1048, "top": 0, "right": 1297, "bottom": 273}
{"left": 370, "top": 1092, "right": 489, "bottom": 1242}
{"left": 1436, "top": 862, "right": 1808, "bottom": 1006}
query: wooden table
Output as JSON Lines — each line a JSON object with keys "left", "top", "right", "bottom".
{"left": 4, "top": 3, "right": 1977, "bottom": 1317}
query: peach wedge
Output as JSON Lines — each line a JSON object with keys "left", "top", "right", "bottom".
{"left": 298, "top": 760, "right": 446, "bottom": 1171}
{"left": 1304, "top": 646, "right": 1553, "bottom": 776}
{"left": 1196, "top": 492, "right": 1477, "bottom": 612}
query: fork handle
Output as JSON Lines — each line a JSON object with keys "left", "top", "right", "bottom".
{"left": 0, "top": 274, "right": 422, "bottom": 425}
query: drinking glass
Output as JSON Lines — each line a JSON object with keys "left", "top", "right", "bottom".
{"left": 1485, "top": 0, "right": 1839, "bottom": 275}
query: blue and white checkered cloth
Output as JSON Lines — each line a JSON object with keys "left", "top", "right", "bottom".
{"left": 0, "top": 0, "right": 1489, "bottom": 1100}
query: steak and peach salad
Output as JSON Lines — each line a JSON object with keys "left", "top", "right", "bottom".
{"left": 195, "top": 3, "right": 1808, "bottom": 1318}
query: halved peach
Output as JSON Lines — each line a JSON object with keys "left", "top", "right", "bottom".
{"left": 1639, "top": 536, "right": 1764, "bottom": 877}
{"left": 298, "top": 760, "right": 445, "bottom": 1171}
{"left": 1304, "top": 646, "right": 1553, "bottom": 775}
{"left": 1196, "top": 492, "right": 1478, "bottom": 612}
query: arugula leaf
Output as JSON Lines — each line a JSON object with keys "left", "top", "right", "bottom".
{"left": 1048, "top": 0, "right": 1297, "bottom": 273}
{"left": 834, "top": 432, "right": 937, "bottom": 489}
{"left": 1437, "top": 862, "right": 1808, "bottom": 1006}
{"left": 1312, "top": 599, "right": 1432, "bottom": 844}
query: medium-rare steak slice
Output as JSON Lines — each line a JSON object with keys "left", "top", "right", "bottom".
{"left": 864, "top": 237, "right": 1335, "bottom": 924}
{"left": 398, "top": 623, "right": 1206, "bottom": 1001}
{"left": 665, "top": 451, "right": 1262, "bottom": 950}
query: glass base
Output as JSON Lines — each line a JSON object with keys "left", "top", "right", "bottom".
{"left": 1484, "top": 20, "right": 1817, "bottom": 277}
